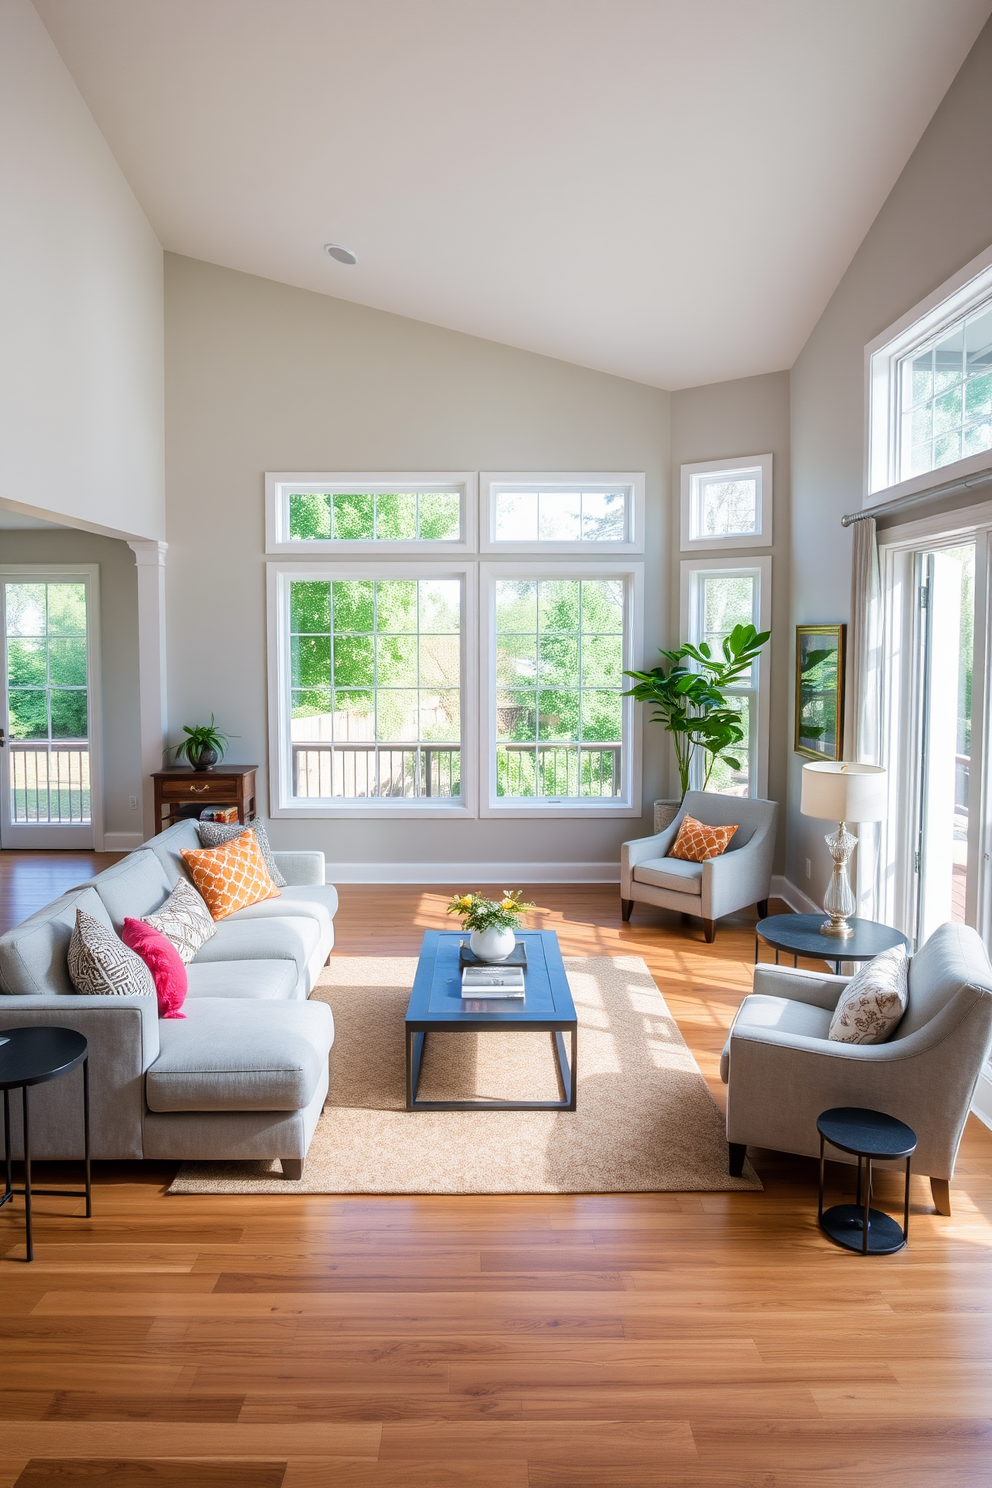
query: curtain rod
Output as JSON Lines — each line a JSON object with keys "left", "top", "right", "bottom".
{"left": 841, "top": 468, "right": 992, "bottom": 527}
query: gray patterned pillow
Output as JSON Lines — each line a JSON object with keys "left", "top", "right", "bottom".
{"left": 68, "top": 908, "right": 156, "bottom": 998}
{"left": 144, "top": 877, "right": 217, "bottom": 965}
{"left": 196, "top": 819, "right": 287, "bottom": 887}
{"left": 828, "top": 945, "right": 909, "bottom": 1044}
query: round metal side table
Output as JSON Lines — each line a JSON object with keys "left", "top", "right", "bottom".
{"left": 0, "top": 1026, "right": 92, "bottom": 1262}
{"left": 817, "top": 1106, "right": 917, "bottom": 1255}
{"left": 756, "top": 913, "right": 909, "bottom": 975}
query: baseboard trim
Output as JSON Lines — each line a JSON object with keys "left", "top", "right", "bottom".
{"left": 972, "top": 1067, "right": 992, "bottom": 1133}
{"left": 324, "top": 861, "right": 621, "bottom": 885}
{"left": 103, "top": 832, "right": 144, "bottom": 853}
{"left": 771, "top": 875, "right": 820, "bottom": 914}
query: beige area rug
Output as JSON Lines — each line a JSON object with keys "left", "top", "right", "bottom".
{"left": 169, "top": 956, "right": 761, "bottom": 1195}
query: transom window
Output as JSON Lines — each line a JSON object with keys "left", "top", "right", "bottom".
{"left": 680, "top": 456, "right": 772, "bottom": 550}
{"left": 266, "top": 473, "right": 476, "bottom": 553}
{"left": 482, "top": 473, "right": 644, "bottom": 552}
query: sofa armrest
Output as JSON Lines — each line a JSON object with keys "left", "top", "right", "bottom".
{"left": 751, "top": 964, "right": 849, "bottom": 1011}
{"left": 273, "top": 851, "right": 326, "bottom": 887}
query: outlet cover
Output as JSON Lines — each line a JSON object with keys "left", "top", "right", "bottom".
{"left": 805, "top": 858, "right": 812, "bottom": 879}
{"left": 129, "top": 796, "right": 138, "bottom": 810}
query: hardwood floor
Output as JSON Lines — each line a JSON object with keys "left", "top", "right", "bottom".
{"left": 2, "top": 857, "right": 992, "bottom": 1486}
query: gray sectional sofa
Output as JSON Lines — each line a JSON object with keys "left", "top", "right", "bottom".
{"left": 0, "top": 819, "right": 338, "bottom": 1179}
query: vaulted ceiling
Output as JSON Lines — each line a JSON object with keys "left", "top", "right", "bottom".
{"left": 34, "top": 0, "right": 992, "bottom": 388}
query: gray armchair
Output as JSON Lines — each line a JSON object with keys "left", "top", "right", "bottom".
{"left": 721, "top": 921, "right": 992, "bottom": 1214}
{"left": 621, "top": 791, "right": 778, "bottom": 942}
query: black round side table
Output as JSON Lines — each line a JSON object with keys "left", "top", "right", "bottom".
{"left": 0, "top": 1027, "right": 92, "bottom": 1263}
{"left": 817, "top": 1106, "right": 917, "bottom": 1255}
{"left": 756, "top": 913, "right": 909, "bottom": 975}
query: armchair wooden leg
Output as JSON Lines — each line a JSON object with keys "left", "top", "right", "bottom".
{"left": 729, "top": 1143, "right": 747, "bottom": 1177}
{"left": 703, "top": 918, "right": 716, "bottom": 943}
{"left": 281, "top": 1158, "right": 304, "bottom": 1181}
{"left": 757, "top": 899, "right": 768, "bottom": 919}
{"left": 621, "top": 898, "right": 633, "bottom": 922}
{"left": 930, "top": 1177, "right": 951, "bottom": 1215}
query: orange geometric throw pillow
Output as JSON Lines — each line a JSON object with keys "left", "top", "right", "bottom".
{"left": 668, "top": 814, "right": 738, "bottom": 863}
{"left": 180, "top": 829, "right": 281, "bottom": 921}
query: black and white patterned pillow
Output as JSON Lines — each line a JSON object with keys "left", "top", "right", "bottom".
{"left": 196, "top": 819, "right": 287, "bottom": 887}
{"left": 144, "top": 877, "right": 217, "bottom": 964}
{"left": 68, "top": 908, "right": 156, "bottom": 998}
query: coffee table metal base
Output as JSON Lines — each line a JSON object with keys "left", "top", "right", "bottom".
{"left": 406, "top": 1027, "right": 577, "bottom": 1112}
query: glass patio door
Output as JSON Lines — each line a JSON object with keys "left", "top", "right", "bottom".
{"left": 0, "top": 574, "right": 97, "bottom": 848}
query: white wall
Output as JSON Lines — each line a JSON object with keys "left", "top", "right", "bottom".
{"left": 788, "top": 16, "right": 992, "bottom": 898}
{"left": 0, "top": 0, "right": 164, "bottom": 542}
{"left": 165, "top": 254, "right": 670, "bottom": 876}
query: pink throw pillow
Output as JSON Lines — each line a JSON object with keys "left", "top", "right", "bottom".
{"left": 122, "top": 917, "right": 188, "bottom": 1019}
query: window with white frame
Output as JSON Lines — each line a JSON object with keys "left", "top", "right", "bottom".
{"left": 680, "top": 455, "right": 772, "bottom": 550}
{"left": 481, "top": 564, "right": 642, "bottom": 817}
{"left": 868, "top": 247, "right": 992, "bottom": 498}
{"left": 266, "top": 473, "right": 476, "bottom": 554}
{"left": 680, "top": 558, "right": 770, "bottom": 797}
{"left": 269, "top": 565, "right": 475, "bottom": 817}
{"left": 481, "top": 474, "right": 644, "bottom": 553}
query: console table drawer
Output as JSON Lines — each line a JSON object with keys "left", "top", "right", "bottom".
{"left": 159, "top": 777, "right": 232, "bottom": 800}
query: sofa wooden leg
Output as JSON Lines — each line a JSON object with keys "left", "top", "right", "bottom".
{"left": 757, "top": 899, "right": 768, "bottom": 919}
{"left": 621, "top": 898, "right": 633, "bottom": 923}
{"left": 729, "top": 1143, "right": 747, "bottom": 1177}
{"left": 281, "top": 1158, "right": 304, "bottom": 1181}
{"left": 930, "top": 1176, "right": 951, "bottom": 1215}
{"left": 703, "top": 918, "right": 716, "bottom": 943}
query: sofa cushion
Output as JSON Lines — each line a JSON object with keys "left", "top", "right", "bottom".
{"left": 223, "top": 883, "right": 339, "bottom": 932}
{"left": 145, "top": 997, "right": 334, "bottom": 1112}
{"left": 0, "top": 887, "right": 115, "bottom": 997}
{"left": 88, "top": 850, "right": 173, "bottom": 930}
{"left": 198, "top": 818, "right": 287, "bottom": 887}
{"left": 143, "top": 877, "right": 217, "bottom": 965}
{"left": 68, "top": 909, "right": 157, "bottom": 1000}
{"left": 122, "top": 918, "right": 188, "bottom": 1019}
{"left": 181, "top": 831, "right": 281, "bottom": 921}
{"left": 145, "top": 819, "right": 202, "bottom": 888}
{"left": 632, "top": 857, "right": 704, "bottom": 895}
{"left": 720, "top": 993, "right": 833, "bottom": 1082}
{"left": 190, "top": 916, "right": 320, "bottom": 979}
{"left": 185, "top": 960, "right": 299, "bottom": 1001}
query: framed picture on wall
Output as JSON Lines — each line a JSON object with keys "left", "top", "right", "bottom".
{"left": 795, "top": 624, "right": 846, "bottom": 760}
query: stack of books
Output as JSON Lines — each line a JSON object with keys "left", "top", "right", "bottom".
{"left": 460, "top": 941, "right": 526, "bottom": 1000}
{"left": 199, "top": 806, "right": 240, "bottom": 824}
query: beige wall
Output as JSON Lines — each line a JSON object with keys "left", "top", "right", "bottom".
{"left": 670, "top": 372, "right": 791, "bottom": 870}
{"left": 0, "top": 0, "right": 164, "bottom": 542}
{"left": 788, "top": 16, "right": 992, "bottom": 897}
{"left": 0, "top": 528, "right": 143, "bottom": 840}
{"left": 164, "top": 254, "right": 670, "bottom": 874}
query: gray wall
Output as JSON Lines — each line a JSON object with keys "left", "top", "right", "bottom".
{"left": 0, "top": 0, "right": 164, "bottom": 541}
{"left": 788, "top": 16, "right": 992, "bottom": 897}
{"left": 0, "top": 528, "right": 143, "bottom": 840}
{"left": 670, "top": 372, "right": 791, "bottom": 870}
{"left": 164, "top": 254, "right": 670, "bottom": 872}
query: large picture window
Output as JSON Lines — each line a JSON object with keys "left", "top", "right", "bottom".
{"left": 480, "top": 564, "right": 642, "bottom": 817}
{"left": 269, "top": 565, "right": 475, "bottom": 817}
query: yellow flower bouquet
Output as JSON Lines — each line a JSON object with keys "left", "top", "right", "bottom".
{"left": 446, "top": 889, "right": 536, "bottom": 933}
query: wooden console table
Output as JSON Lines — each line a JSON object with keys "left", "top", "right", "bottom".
{"left": 151, "top": 766, "right": 258, "bottom": 832}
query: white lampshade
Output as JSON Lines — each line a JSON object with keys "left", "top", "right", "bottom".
{"left": 800, "top": 761, "right": 887, "bottom": 823}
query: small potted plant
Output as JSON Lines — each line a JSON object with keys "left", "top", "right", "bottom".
{"left": 446, "top": 889, "right": 536, "bottom": 962}
{"left": 172, "top": 715, "right": 235, "bottom": 772}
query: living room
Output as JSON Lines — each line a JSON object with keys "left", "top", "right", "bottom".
{"left": 2, "top": 2, "right": 992, "bottom": 1484}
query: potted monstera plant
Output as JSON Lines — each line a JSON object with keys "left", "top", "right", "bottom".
{"left": 624, "top": 623, "right": 770, "bottom": 827}
{"left": 172, "top": 715, "right": 235, "bottom": 772}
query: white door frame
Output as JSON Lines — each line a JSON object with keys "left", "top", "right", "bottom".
{"left": 0, "top": 565, "right": 104, "bottom": 850}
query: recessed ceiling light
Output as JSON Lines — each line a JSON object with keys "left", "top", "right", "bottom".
{"left": 324, "top": 243, "right": 357, "bottom": 265}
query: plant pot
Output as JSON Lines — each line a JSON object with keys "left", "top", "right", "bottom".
{"left": 654, "top": 798, "right": 681, "bottom": 833}
{"left": 469, "top": 926, "right": 516, "bottom": 962}
{"left": 190, "top": 746, "right": 219, "bottom": 772}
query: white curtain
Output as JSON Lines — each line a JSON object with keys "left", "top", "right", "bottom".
{"left": 844, "top": 515, "right": 883, "bottom": 917}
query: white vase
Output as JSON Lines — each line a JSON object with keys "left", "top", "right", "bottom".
{"left": 469, "top": 926, "right": 516, "bottom": 962}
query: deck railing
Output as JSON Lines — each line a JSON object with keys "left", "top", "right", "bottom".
{"left": 291, "top": 741, "right": 622, "bottom": 799}
{"left": 8, "top": 741, "right": 91, "bottom": 824}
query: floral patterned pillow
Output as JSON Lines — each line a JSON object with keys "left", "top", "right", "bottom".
{"left": 828, "top": 945, "right": 909, "bottom": 1044}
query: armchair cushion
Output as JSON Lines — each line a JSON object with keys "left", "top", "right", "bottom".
{"left": 632, "top": 857, "right": 703, "bottom": 895}
{"left": 828, "top": 944, "right": 908, "bottom": 1044}
{"left": 720, "top": 994, "right": 833, "bottom": 1082}
{"left": 669, "top": 814, "right": 738, "bottom": 862}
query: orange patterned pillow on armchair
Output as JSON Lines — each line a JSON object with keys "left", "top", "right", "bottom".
{"left": 180, "top": 829, "right": 281, "bottom": 921}
{"left": 668, "top": 814, "right": 738, "bottom": 863}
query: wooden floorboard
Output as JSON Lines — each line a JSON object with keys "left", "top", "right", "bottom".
{"left": 2, "top": 859, "right": 992, "bottom": 1486}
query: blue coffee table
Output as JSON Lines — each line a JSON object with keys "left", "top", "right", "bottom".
{"left": 405, "top": 930, "right": 577, "bottom": 1112}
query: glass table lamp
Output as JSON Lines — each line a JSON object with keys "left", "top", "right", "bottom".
{"left": 800, "top": 762, "right": 887, "bottom": 937}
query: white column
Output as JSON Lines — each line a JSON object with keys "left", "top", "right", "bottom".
{"left": 128, "top": 540, "right": 168, "bottom": 840}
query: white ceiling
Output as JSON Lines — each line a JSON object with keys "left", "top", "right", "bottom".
{"left": 35, "top": 0, "right": 992, "bottom": 389}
